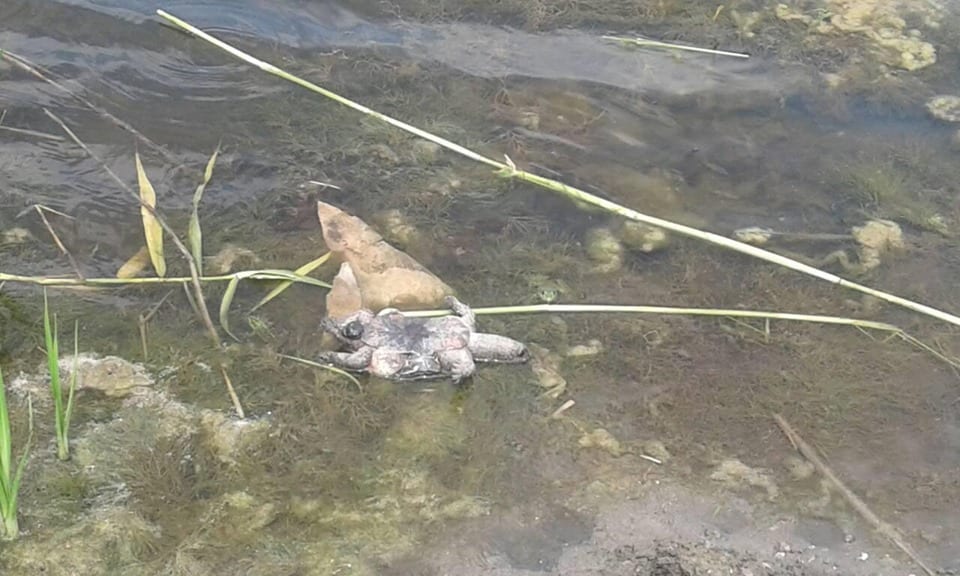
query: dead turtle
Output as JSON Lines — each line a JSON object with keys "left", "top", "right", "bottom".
{"left": 317, "top": 296, "right": 529, "bottom": 382}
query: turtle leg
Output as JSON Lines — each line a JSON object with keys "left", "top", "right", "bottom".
{"left": 469, "top": 333, "right": 529, "bottom": 363}
{"left": 317, "top": 347, "right": 374, "bottom": 372}
{"left": 439, "top": 349, "right": 476, "bottom": 383}
{"left": 443, "top": 295, "right": 476, "bottom": 331}
{"left": 319, "top": 317, "right": 339, "bottom": 335}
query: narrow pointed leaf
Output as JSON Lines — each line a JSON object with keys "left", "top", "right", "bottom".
{"left": 0, "top": 368, "right": 32, "bottom": 537}
{"left": 43, "top": 291, "right": 63, "bottom": 437}
{"left": 219, "top": 276, "right": 241, "bottom": 341}
{"left": 0, "top": 367, "right": 12, "bottom": 492}
{"left": 116, "top": 245, "right": 151, "bottom": 279}
{"left": 187, "top": 219, "right": 202, "bottom": 275}
{"left": 279, "top": 353, "right": 362, "bottom": 391}
{"left": 63, "top": 320, "right": 79, "bottom": 435}
{"left": 229, "top": 269, "right": 331, "bottom": 288}
{"left": 202, "top": 142, "right": 220, "bottom": 184}
{"left": 188, "top": 144, "right": 220, "bottom": 275}
{"left": 135, "top": 152, "right": 166, "bottom": 277}
{"left": 9, "top": 395, "right": 32, "bottom": 518}
{"left": 251, "top": 252, "right": 330, "bottom": 312}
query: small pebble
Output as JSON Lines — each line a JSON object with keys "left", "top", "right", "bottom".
{"left": 368, "top": 143, "right": 400, "bottom": 164}
{"left": 566, "top": 339, "right": 603, "bottom": 357}
{"left": 857, "top": 552, "right": 869, "bottom": 561}
{"left": 410, "top": 140, "right": 442, "bottom": 164}
{"left": 784, "top": 455, "right": 815, "bottom": 480}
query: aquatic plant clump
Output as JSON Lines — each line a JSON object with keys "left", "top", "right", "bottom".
{"left": 0, "top": 367, "right": 32, "bottom": 540}
{"left": 43, "top": 290, "right": 78, "bottom": 462}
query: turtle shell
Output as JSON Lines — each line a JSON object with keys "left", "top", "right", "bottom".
{"left": 360, "top": 313, "right": 471, "bottom": 354}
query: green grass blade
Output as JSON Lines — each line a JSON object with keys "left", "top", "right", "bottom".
{"left": 188, "top": 143, "right": 220, "bottom": 276}
{"left": 232, "top": 269, "right": 331, "bottom": 288}
{"left": 202, "top": 142, "right": 220, "bottom": 184}
{"left": 0, "top": 367, "right": 31, "bottom": 540}
{"left": 250, "top": 252, "right": 330, "bottom": 312}
{"left": 7, "top": 396, "right": 33, "bottom": 538}
{"left": 279, "top": 353, "right": 362, "bottom": 391}
{"left": 0, "top": 367, "right": 12, "bottom": 500}
{"left": 43, "top": 291, "right": 65, "bottom": 451}
{"left": 0, "top": 367, "right": 11, "bottom": 533}
{"left": 135, "top": 152, "right": 166, "bottom": 278}
{"left": 219, "top": 276, "right": 241, "bottom": 341}
{"left": 187, "top": 218, "right": 202, "bottom": 276}
{"left": 8, "top": 394, "right": 32, "bottom": 530}
{"left": 62, "top": 320, "right": 79, "bottom": 451}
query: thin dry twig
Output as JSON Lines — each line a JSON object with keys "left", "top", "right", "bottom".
{"left": 137, "top": 318, "right": 148, "bottom": 360}
{"left": 138, "top": 290, "right": 173, "bottom": 360}
{"left": 772, "top": 413, "right": 935, "bottom": 576}
{"left": 0, "top": 125, "right": 64, "bottom": 141}
{"left": 33, "top": 205, "right": 84, "bottom": 280}
{"left": 1, "top": 50, "right": 176, "bottom": 162}
{"left": 602, "top": 35, "right": 750, "bottom": 59}
{"left": 218, "top": 365, "right": 245, "bottom": 419}
{"left": 42, "top": 107, "right": 220, "bottom": 347}
{"left": 550, "top": 399, "right": 575, "bottom": 419}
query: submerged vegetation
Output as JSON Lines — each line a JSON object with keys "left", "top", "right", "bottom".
{"left": 838, "top": 146, "right": 952, "bottom": 236}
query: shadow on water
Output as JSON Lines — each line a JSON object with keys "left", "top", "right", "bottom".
{"left": 2, "top": 0, "right": 960, "bottom": 574}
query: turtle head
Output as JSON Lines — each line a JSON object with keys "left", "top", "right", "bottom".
{"left": 322, "top": 309, "right": 376, "bottom": 343}
{"left": 341, "top": 319, "right": 365, "bottom": 340}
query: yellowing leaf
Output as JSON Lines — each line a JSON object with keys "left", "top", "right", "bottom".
{"left": 116, "top": 245, "right": 151, "bottom": 279}
{"left": 135, "top": 152, "right": 166, "bottom": 278}
{"left": 188, "top": 143, "right": 220, "bottom": 275}
{"left": 187, "top": 217, "right": 202, "bottom": 275}
{"left": 219, "top": 275, "right": 241, "bottom": 342}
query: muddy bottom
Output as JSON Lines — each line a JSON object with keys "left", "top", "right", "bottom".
{"left": 385, "top": 483, "right": 933, "bottom": 576}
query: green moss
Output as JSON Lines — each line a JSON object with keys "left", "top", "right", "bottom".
{"left": 382, "top": 394, "right": 466, "bottom": 461}
{"left": 839, "top": 154, "right": 949, "bottom": 234}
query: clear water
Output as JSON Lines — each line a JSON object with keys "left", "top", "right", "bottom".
{"left": 2, "top": 1, "right": 960, "bottom": 574}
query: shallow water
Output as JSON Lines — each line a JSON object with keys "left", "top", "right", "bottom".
{"left": 2, "top": 1, "right": 960, "bottom": 574}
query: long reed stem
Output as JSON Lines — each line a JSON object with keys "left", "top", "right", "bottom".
{"left": 154, "top": 9, "right": 960, "bottom": 329}
{"left": 0, "top": 270, "right": 329, "bottom": 288}
{"left": 402, "top": 303, "right": 901, "bottom": 331}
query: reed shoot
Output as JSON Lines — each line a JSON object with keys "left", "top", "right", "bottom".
{"left": 43, "top": 290, "right": 78, "bottom": 461}
{"left": 0, "top": 367, "right": 33, "bottom": 540}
